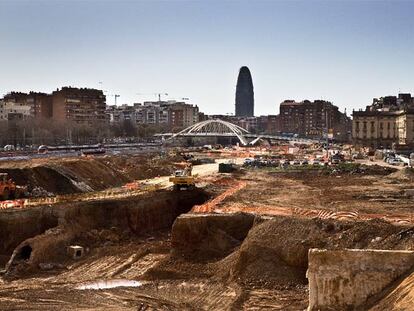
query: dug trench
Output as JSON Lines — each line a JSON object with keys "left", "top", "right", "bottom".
{"left": 0, "top": 188, "right": 209, "bottom": 277}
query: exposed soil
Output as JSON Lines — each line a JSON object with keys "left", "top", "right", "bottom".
{"left": 0, "top": 206, "right": 58, "bottom": 263}
{"left": 0, "top": 159, "right": 414, "bottom": 310}
{"left": 221, "top": 168, "right": 414, "bottom": 218}
{"left": 0, "top": 152, "right": 184, "bottom": 195}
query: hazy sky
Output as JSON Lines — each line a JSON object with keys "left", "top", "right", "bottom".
{"left": 1, "top": 0, "right": 414, "bottom": 116}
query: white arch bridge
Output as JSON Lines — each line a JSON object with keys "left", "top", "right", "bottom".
{"left": 155, "top": 119, "right": 320, "bottom": 146}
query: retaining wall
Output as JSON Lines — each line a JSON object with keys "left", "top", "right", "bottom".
{"left": 307, "top": 249, "right": 414, "bottom": 310}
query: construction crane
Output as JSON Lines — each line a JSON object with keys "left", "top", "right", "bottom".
{"left": 107, "top": 94, "right": 120, "bottom": 105}
{"left": 136, "top": 93, "right": 168, "bottom": 102}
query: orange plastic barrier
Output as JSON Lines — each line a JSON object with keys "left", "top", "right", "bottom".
{"left": 191, "top": 181, "right": 246, "bottom": 213}
{"left": 0, "top": 199, "right": 25, "bottom": 209}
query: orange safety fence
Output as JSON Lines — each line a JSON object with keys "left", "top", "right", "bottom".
{"left": 0, "top": 199, "right": 25, "bottom": 209}
{"left": 123, "top": 181, "right": 141, "bottom": 190}
{"left": 191, "top": 181, "right": 247, "bottom": 213}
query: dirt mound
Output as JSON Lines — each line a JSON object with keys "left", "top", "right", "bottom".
{"left": 1, "top": 166, "right": 81, "bottom": 195}
{"left": 212, "top": 216, "right": 414, "bottom": 287}
{"left": 370, "top": 268, "right": 414, "bottom": 311}
{"left": 387, "top": 167, "right": 414, "bottom": 181}
{"left": 0, "top": 153, "right": 184, "bottom": 195}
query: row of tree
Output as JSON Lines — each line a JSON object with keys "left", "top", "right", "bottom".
{"left": 0, "top": 119, "right": 169, "bottom": 147}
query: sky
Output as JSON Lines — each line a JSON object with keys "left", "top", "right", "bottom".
{"left": 1, "top": 0, "right": 414, "bottom": 116}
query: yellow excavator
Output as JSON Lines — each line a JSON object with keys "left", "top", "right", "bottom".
{"left": 0, "top": 173, "right": 25, "bottom": 200}
{"left": 169, "top": 163, "right": 195, "bottom": 190}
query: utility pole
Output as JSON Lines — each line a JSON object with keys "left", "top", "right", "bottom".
{"left": 23, "top": 127, "right": 26, "bottom": 147}
{"left": 326, "top": 108, "right": 328, "bottom": 144}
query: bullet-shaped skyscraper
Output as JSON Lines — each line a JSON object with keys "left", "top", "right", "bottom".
{"left": 235, "top": 66, "right": 254, "bottom": 117}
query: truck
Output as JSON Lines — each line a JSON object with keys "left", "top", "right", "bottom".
{"left": 0, "top": 173, "right": 25, "bottom": 200}
{"left": 169, "top": 163, "right": 195, "bottom": 190}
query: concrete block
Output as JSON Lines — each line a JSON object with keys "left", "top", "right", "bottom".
{"left": 307, "top": 249, "right": 414, "bottom": 310}
{"left": 67, "top": 245, "right": 84, "bottom": 260}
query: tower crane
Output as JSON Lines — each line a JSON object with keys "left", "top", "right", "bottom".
{"left": 136, "top": 93, "right": 168, "bottom": 102}
{"left": 107, "top": 94, "right": 120, "bottom": 105}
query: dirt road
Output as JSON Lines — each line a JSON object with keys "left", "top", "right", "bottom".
{"left": 356, "top": 159, "right": 405, "bottom": 170}
{"left": 144, "top": 158, "right": 243, "bottom": 188}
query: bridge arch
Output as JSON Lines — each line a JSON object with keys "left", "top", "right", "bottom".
{"left": 170, "top": 119, "right": 250, "bottom": 145}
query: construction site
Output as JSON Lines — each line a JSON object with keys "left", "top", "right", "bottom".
{"left": 0, "top": 144, "right": 414, "bottom": 311}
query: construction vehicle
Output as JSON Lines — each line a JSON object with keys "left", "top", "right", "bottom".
{"left": 219, "top": 161, "right": 236, "bottom": 173}
{"left": 0, "top": 173, "right": 25, "bottom": 200}
{"left": 169, "top": 163, "right": 195, "bottom": 190}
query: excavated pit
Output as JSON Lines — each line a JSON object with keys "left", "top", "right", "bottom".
{"left": 0, "top": 206, "right": 58, "bottom": 266}
{"left": 2, "top": 188, "right": 210, "bottom": 275}
{"left": 172, "top": 213, "right": 414, "bottom": 288}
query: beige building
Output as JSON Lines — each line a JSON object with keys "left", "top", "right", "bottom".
{"left": 3, "top": 92, "right": 52, "bottom": 119}
{"left": 352, "top": 109, "right": 414, "bottom": 149}
{"left": 0, "top": 100, "right": 32, "bottom": 121}
{"left": 396, "top": 112, "right": 414, "bottom": 145}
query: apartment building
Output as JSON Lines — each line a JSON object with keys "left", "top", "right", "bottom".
{"left": 205, "top": 115, "right": 280, "bottom": 135}
{"left": 107, "top": 101, "right": 199, "bottom": 130}
{"left": 168, "top": 102, "right": 199, "bottom": 128}
{"left": 371, "top": 93, "right": 413, "bottom": 111}
{"left": 52, "top": 87, "right": 107, "bottom": 125}
{"left": 257, "top": 115, "right": 280, "bottom": 134}
{"left": 135, "top": 102, "right": 170, "bottom": 125}
{"left": 279, "top": 99, "right": 350, "bottom": 140}
{"left": 2, "top": 92, "right": 52, "bottom": 119}
{"left": 279, "top": 100, "right": 304, "bottom": 134}
{"left": 0, "top": 100, "right": 32, "bottom": 121}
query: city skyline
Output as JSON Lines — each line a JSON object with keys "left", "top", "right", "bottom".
{"left": 1, "top": 1, "right": 414, "bottom": 115}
